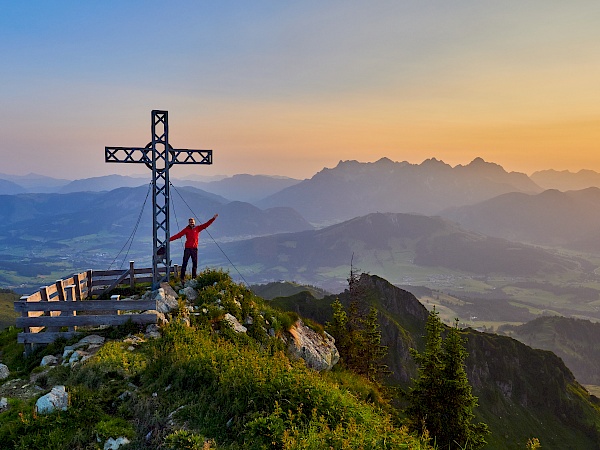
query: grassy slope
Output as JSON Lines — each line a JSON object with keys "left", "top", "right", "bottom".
{"left": 0, "top": 291, "right": 19, "bottom": 330}
{"left": 0, "top": 272, "right": 430, "bottom": 450}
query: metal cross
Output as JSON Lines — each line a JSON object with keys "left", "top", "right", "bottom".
{"left": 105, "top": 110, "right": 213, "bottom": 287}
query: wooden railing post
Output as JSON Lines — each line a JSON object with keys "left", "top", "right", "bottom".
{"left": 55, "top": 279, "right": 66, "bottom": 301}
{"left": 65, "top": 284, "right": 77, "bottom": 332}
{"left": 130, "top": 261, "right": 135, "bottom": 289}
{"left": 19, "top": 295, "right": 32, "bottom": 356}
{"left": 74, "top": 273, "right": 82, "bottom": 300}
{"left": 87, "top": 270, "right": 93, "bottom": 298}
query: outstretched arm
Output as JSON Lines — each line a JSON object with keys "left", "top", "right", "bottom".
{"left": 169, "top": 228, "right": 186, "bottom": 241}
{"left": 197, "top": 214, "right": 218, "bottom": 231}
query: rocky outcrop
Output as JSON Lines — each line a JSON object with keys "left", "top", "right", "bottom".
{"left": 61, "top": 334, "right": 106, "bottom": 367}
{"left": 285, "top": 320, "right": 339, "bottom": 371}
{"left": 142, "top": 283, "right": 179, "bottom": 313}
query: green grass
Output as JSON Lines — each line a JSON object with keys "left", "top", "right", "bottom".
{"left": 0, "top": 270, "right": 433, "bottom": 450}
{"left": 0, "top": 291, "right": 19, "bottom": 330}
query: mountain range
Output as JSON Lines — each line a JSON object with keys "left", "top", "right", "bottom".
{"left": 4, "top": 157, "right": 600, "bottom": 320}
{"left": 440, "top": 187, "right": 600, "bottom": 250}
{"left": 531, "top": 169, "right": 600, "bottom": 191}
{"left": 0, "top": 172, "right": 300, "bottom": 201}
{"left": 257, "top": 157, "right": 542, "bottom": 223}
{"left": 202, "top": 211, "right": 582, "bottom": 287}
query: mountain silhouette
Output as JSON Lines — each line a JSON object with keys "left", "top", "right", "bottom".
{"left": 439, "top": 187, "right": 600, "bottom": 247}
{"left": 531, "top": 168, "right": 600, "bottom": 191}
{"left": 258, "top": 157, "right": 541, "bottom": 223}
{"left": 203, "top": 212, "right": 577, "bottom": 289}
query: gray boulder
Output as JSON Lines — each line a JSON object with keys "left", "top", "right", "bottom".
{"left": 36, "top": 385, "right": 69, "bottom": 414}
{"left": 285, "top": 320, "right": 339, "bottom": 371}
{"left": 40, "top": 355, "right": 59, "bottom": 367}
{"left": 223, "top": 313, "right": 247, "bottom": 333}
{"left": 0, "top": 397, "right": 7, "bottom": 412}
{"left": 182, "top": 286, "right": 198, "bottom": 302}
{"left": 40, "top": 355, "right": 58, "bottom": 367}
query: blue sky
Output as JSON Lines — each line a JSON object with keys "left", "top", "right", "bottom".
{"left": 2, "top": 1, "right": 600, "bottom": 180}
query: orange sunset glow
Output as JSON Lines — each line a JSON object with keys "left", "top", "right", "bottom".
{"left": 1, "top": 2, "right": 599, "bottom": 179}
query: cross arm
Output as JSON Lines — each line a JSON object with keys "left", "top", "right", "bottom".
{"left": 171, "top": 149, "right": 213, "bottom": 165}
{"left": 105, "top": 147, "right": 212, "bottom": 165}
{"left": 105, "top": 147, "right": 151, "bottom": 164}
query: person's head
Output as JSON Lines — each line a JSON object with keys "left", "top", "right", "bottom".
{"left": 188, "top": 218, "right": 195, "bottom": 227}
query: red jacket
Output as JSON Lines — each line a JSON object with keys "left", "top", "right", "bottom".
{"left": 169, "top": 217, "right": 216, "bottom": 248}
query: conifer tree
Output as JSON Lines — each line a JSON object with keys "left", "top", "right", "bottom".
{"left": 326, "top": 267, "right": 388, "bottom": 381}
{"left": 406, "top": 310, "right": 489, "bottom": 449}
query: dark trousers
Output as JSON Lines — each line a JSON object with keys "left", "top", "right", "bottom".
{"left": 181, "top": 247, "right": 198, "bottom": 279}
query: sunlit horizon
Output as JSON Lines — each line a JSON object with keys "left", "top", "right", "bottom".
{"left": 2, "top": 2, "right": 600, "bottom": 181}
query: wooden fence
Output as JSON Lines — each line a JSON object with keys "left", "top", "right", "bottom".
{"left": 13, "top": 262, "right": 178, "bottom": 349}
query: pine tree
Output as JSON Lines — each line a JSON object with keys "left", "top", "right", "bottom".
{"left": 406, "top": 310, "right": 489, "bottom": 449}
{"left": 328, "top": 298, "right": 350, "bottom": 365}
{"left": 326, "top": 268, "right": 388, "bottom": 381}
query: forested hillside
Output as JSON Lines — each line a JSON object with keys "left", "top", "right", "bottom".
{"left": 501, "top": 316, "right": 600, "bottom": 385}
{"left": 273, "top": 274, "right": 600, "bottom": 449}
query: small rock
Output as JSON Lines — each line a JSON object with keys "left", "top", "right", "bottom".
{"left": 145, "top": 323, "right": 161, "bottom": 339}
{"left": 62, "top": 346, "right": 75, "bottom": 360}
{"left": 0, "top": 397, "right": 8, "bottom": 412}
{"left": 123, "top": 335, "right": 145, "bottom": 346}
{"left": 40, "top": 355, "right": 59, "bottom": 367}
{"left": 182, "top": 286, "right": 198, "bottom": 301}
{"left": 69, "top": 350, "right": 89, "bottom": 365}
{"left": 76, "top": 334, "right": 105, "bottom": 347}
{"left": 104, "top": 437, "right": 131, "bottom": 450}
{"left": 0, "top": 363, "right": 10, "bottom": 380}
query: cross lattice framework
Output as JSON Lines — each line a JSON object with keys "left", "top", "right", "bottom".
{"left": 105, "top": 110, "right": 213, "bottom": 287}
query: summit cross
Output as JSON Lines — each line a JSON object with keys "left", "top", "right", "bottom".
{"left": 105, "top": 110, "right": 213, "bottom": 287}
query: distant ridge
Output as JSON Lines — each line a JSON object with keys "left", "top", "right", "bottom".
{"left": 59, "top": 174, "right": 148, "bottom": 193}
{"left": 203, "top": 212, "right": 577, "bottom": 289}
{"left": 0, "top": 178, "right": 26, "bottom": 195}
{"left": 440, "top": 187, "right": 600, "bottom": 248}
{"left": 0, "top": 172, "right": 70, "bottom": 193}
{"left": 258, "top": 157, "right": 541, "bottom": 223}
{"left": 177, "top": 173, "right": 301, "bottom": 203}
{"left": 531, "top": 168, "right": 600, "bottom": 191}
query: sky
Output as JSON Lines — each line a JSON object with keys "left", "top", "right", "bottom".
{"left": 1, "top": 1, "right": 600, "bottom": 181}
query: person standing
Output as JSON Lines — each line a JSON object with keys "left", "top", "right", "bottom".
{"left": 169, "top": 214, "right": 218, "bottom": 280}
